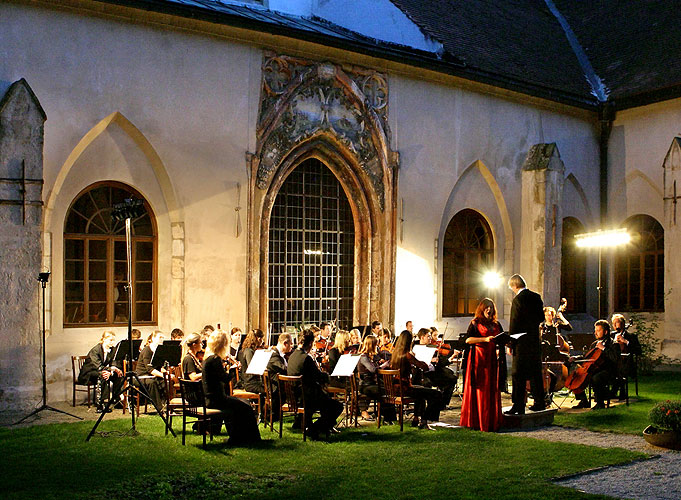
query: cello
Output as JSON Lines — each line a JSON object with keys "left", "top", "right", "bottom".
{"left": 564, "top": 342, "right": 605, "bottom": 393}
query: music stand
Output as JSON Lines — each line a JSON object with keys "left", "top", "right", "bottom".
{"left": 86, "top": 199, "right": 175, "bottom": 440}
{"left": 14, "top": 272, "right": 82, "bottom": 424}
{"left": 151, "top": 344, "right": 182, "bottom": 370}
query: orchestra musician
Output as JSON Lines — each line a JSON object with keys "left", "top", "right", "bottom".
{"left": 416, "top": 328, "right": 457, "bottom": 411}
{"left": 266, "top": 333, "right": 294, "bottom": 421}
{"left": 357, "top": 334, "right": 395, "bottom": 423}
{"left": 238, "top": 329, "right": 266, "bottom": 396}
{"left": 228, "top": 327, "right": 242, "bottom": 359}
{"left": 181, "top": 332, "right": 203, "bottom": 381}
{"left": 350, "top": 328, "right": 362, "bottom": 346}
{"left": 202, "top": 330, "right": 261, "bottom": 445}
{"left": 390, "top": 330, "right": 442, "bottom": 429}
{"left": 505, "top": 274, "right": 546, "bottom": 415}
{"left": 460, "top": 298, "right": 504, "bottom": 432}
{"left": 77, "top": 331, "right": 124, "bottom": 413}
{"left": 327, "top": 329, "right": 351, "bottom": 375}
{"left": 287, "top": 329, "right": 343, "bottom": 440}
{"left": 378, "top": 328, "right": 394, "bottom": 362}
{"left": 611, "top": 313, "right": 642, "bottom": 400}
{"left": 572, "top": 320, "right": 620, "bottom": 410}
{"left": 134, "top": 330, "right": 167, "bottom": 411}
{"left": 540, "top": 300, "right": 572, "bottom": 394}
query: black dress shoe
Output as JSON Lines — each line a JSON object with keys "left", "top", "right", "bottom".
{"left": 592, "top": 403, "right": 606, "bottom": 410}
{"left": 528, "top": 404, "right": 545, "bottom": 412}
{"left": 573, "top": 400, "right": 590, "bottom": 409}
{"left": 504, "top": 407, "right": 524, "bottom": 416}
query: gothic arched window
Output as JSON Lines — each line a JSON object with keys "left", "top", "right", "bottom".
{"left": 442, "top": 209, "right": 494, "bottom": 316}
{"left": 268, "top": 158, "right": 355, "bottom": 331}
{"left": 63, "top": 182, "right": 157, "bottom": 326}
{"left": 560, "top": 217, "right": 586, "bottom": 313}
{"left": 615, "top": 214, "right": 664, "bottom": 312}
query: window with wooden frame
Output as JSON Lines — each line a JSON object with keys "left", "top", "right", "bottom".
{"left": 63, "top": 182, "right": 157, "bottom": 326}
{"left": 614, "top": 214, "right": 664, "bottom": 312}
{"left": 560, "top": 217, "right": 586, "bottom": 313}
{"left": 442, "top": 209, "right": 494, "bottom": 317}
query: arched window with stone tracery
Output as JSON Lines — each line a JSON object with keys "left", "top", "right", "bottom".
{"left": 442, "top": 209, "right": 494, "bottom": 316}
{"left": 560, "top": 217, "right": 587, "bottom": 313}
{"left": 63, "top": 182, "right": 157, "bottom": 326}
{"left": 614, "top": 214, "right": 664, "bottom": 312}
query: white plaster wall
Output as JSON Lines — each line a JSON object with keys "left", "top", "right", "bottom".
{"left": 607, "top": 98, "right": 681, "bottom": 359}
{"left": 390, "top": 77, "right": 601, "bottom": 335}
{"left": 1, "top": 3, "right": 260, "bottom": 401}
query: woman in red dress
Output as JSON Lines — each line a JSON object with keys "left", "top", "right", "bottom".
{"left": 459, "top": 298, "right": 505, "bottom": 432}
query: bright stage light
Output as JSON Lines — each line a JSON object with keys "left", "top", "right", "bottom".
{"left": 575, "top": 229, "right": 631, "bottom": 249}
{"left": 482, "top": 271, "right": 503, "bottom": 289}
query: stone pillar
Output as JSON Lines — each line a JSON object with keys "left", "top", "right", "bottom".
{"left": 662, "top": 138, "right": 681, "bottom": 358}
{"left": 0, "top": 79, "right": 46, "bottom": 411}
{"left": 520, "top": 143, "right": 565, "bottom": 305}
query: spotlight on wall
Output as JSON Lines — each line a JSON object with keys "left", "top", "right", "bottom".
{"left": 575, "top": 228, "right": 631, "bottom": 248}
{"left": 482, "top": 271, "right": 503, "bottom": 290}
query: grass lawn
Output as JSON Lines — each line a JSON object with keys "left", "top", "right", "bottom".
{"left": 2, "top": 413, "right": 642, "bottom": 500}
{"left": 553, "top": 371, "right": 681, "bottom": 435}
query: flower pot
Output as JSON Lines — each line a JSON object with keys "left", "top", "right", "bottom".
{"left": 643, "top": 425, "right": 681, "bottom": 450}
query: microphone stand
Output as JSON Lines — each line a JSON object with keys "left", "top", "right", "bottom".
{"left": 14, "top": 272, "right": 82, "bottom": 424}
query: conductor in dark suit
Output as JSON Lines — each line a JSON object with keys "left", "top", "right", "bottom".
{"left": 287, "top": 329, "right": 343, "bottom": 439}
{"left": 506, "top": 274, "right": 545, "bottom": 414}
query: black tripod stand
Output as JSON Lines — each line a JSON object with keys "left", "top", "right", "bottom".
{"left": 86, "top": 199, "right": 175, "bottom": 440}
{"left": 14, "top": 272, "right": 82, "bottom": 424}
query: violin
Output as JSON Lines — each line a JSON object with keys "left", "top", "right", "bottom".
{"left": 434, "top": 339, "right": 453, "bottom": 357}
{"left": 344, "top": 344, "right": 360, "bottom": 355}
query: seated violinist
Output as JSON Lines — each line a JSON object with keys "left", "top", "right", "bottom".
{"left": 425, "top": 327, "right": 458, "bottom": 410}
{"left": 572, "top": 320, "right": 620, "bottom": 410}
{"left": 266, "top": 333, "right": 293, "bottom": 420}
{"left": 611, "top": 313, "right": 642, "bottom": 400}
{"left": 357, "top": 334, "right": 395, "bottom": 423}
{"left": 202, "top": 330, "right": 261, "bottom": 445}
{"left": 181, "top": 332, "right": 203, "bottom": 381}
{"left": 327, "top": 329, "right": 351, "bottom": 375}
{"left": 287, "top": 329, "right": 343, "bottom": 439}
{"left": 134, "top": 330, "right": 167, "bottom": 412}
{"left": 378, "top": 328, "right": 394, "bottom": 362}
{"left": 350, "top": 328, "right": 362, "bottom": 347}
{"left": 390, "top": 330, "right": 442, "bottom": 429}
{"left": 238, "top": 329, "right": 266, "bottom": 396}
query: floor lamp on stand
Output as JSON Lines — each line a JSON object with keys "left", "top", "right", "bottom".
{"left": 14, "top": 272, "right": 82, "bottom": 424}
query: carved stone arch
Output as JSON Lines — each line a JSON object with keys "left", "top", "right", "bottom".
{"left": 248, "top": 54, "right": 399, "bottom": 330}
{"left": 45, "top": 111, "right": 186, "bottom": 330}
{"left": 624, "top": 168, "right": 664, "bottom": 199}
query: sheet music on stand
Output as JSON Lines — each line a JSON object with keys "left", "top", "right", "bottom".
{"left": 412, "top": 345, "right": 437, "bottom": 365}
{"left": 331, "top": 354, "right": 361, "bottom": 377}
{"left": 151, "top": 344, "right": 182, "bottom": 369}
{"left": 246, "top": 349, "right": 274, "bottom": 375}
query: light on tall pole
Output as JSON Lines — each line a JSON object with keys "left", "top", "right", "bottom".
{"left": 575, "top": 228, "right": 631, "bottom": 319}
{"left": 482, "top": 270, "right": 503, "bottom": 301}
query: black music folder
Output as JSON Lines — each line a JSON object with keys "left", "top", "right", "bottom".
{"left": 151, "top": 344, "right": 182, "bottom": 369}
{"left": 113, "top": 339, "right": 143, "bottom": 362}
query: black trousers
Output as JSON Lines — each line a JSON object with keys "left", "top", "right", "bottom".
{"left": 425, "top": 367, "right": 457, "bottom": 409}
{"left": 359, "top": 383, "right": 396, "bottom": 421}
{"left": 408, "top": 384, "right": 441, "bottom": 422}
{"left": 306, "top": 391, "right": 343, "bottom": 435}
{"left": 511, "top": 358, "right": 544, "bottom": 410}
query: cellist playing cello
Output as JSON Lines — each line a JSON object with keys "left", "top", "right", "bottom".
{"left": 570, "top": 320, "right": 620, "bottom": 410}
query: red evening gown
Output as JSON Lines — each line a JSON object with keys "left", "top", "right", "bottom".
{"left": 459, "top": 321, "right": 503, "bottom": 432}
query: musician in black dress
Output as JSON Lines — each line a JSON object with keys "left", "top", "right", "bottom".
{"left": 238, "top": 329, "right": 266, "bottom": 394}
{"left": 134, "top": 330, "right": 166, "bottom": 411}
{"left": 357, "top": 334, "right": 395, "bottom": 423}
{"left": 77, "top": 331, "right": 123, "bottom": 412}
{"left": 541, "top": 302, "right": 572, "bottom": 394}
{"left": 202, "top": 330, "right": 261, "bottom": 445}
{"left": 573, "top": 320, "right": 620, "bottom": 410}
{"left": 181, "top": 332, "right": 203, "bottom": 381}
{"left": 287, "top": 329, "right": 343, "bottom": 439}
{"left": 611, "top": 314, "right": 642, "bottom": 399}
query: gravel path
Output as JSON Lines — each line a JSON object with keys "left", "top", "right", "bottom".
{"left": 500, "top": 426, "right": 681, "bottom": 500}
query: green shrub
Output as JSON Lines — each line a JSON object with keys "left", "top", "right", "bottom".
{"left": 649, "top": 400, "right": 681, "bottom": 432}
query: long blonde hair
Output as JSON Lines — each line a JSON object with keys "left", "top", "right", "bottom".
{"left": 205, "top": 330, "right": 228, "bottom": 359}
{"left": 333, "top": 330, "right": 351, "bottom": 352}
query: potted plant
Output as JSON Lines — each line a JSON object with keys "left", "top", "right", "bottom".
{"left": 643, "top": 400, "right": 681, "bottom": 450}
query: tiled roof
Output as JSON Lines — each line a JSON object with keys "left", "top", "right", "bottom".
{"left": 554, "top": 0, "right": 681, "bottom": 107}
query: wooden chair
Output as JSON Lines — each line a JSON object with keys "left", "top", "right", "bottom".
{"left": 350, "top": 371, "right": 375, "bottom": 427}
{"left": 178, "top": 378, "right": 224, "bottom": 448}
{"left": 377, "top": 369, "right": 414, "bottom": 431}
{"left": 71, "top": 355, "right": 94, "bottom": 407}
{"left": 165, "top": 367, "right": 184, "bottom": 435}
{"left": 230, "top": 370, "right": 262, "bottom": 421}
{"left": 277, "top": 375, "right": 307, "bottom": 440}
{"left": 262, "top": 370, "right": 275, "bottom": 432}
{"left": 326, "top": 377, "right": 351, "bottom": 427}
{"left": 121, "top": 360, "right": 148, "bottom": 416}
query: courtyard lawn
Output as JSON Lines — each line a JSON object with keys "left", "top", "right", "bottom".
{"left": 2, "top": 414, "right": 641, "bottom": 500}
{"left": 553, "top": 371, "right": 681, "bottom": 435}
